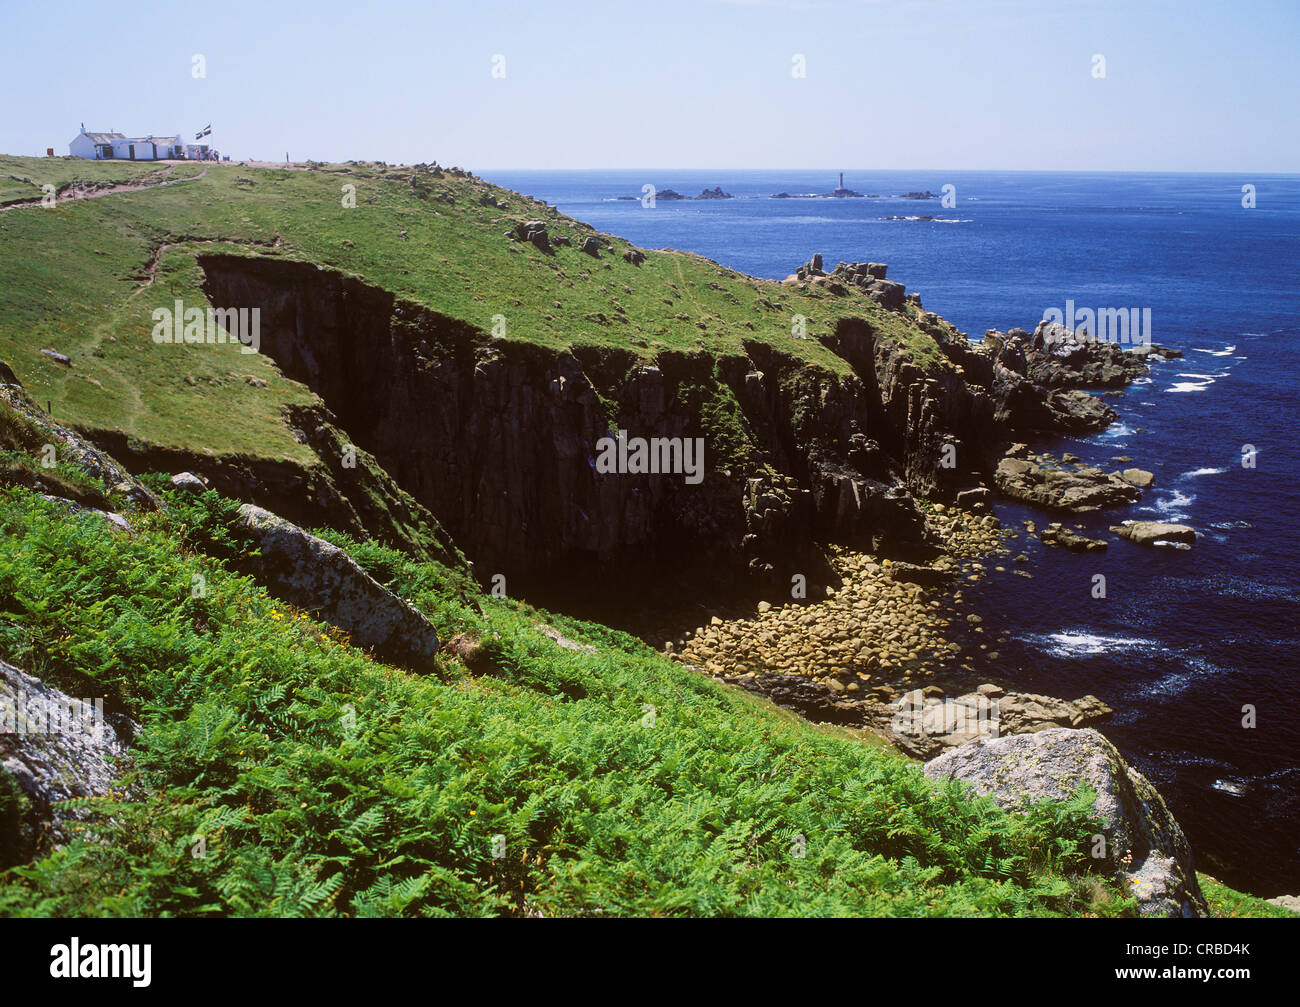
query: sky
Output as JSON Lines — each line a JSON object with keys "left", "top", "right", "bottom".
{"left": 1, "top": 0, "right": 1296, "bottom": 172}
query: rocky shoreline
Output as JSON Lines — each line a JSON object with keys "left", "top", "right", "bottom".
{"left": 648, "top": 308, "right": 1189, "bottom": 767}
{"left": 661, "top": 503, "right": 1115, "bottom": 758}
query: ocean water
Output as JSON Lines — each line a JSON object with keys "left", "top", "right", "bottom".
{"left": 484, "top": 169, "right": 1300, "bottom": 895}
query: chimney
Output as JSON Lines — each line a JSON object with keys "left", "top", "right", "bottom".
{"left": 839, "top": 172, "right": 843, "bottom": 188}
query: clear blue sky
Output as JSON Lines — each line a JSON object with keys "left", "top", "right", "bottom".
{"left": 2, "top": 0, "right": 1296, "bottom": 171}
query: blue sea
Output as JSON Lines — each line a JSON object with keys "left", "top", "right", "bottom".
{"left": 484, "top": 169, "right": 1300, "bottom": 896}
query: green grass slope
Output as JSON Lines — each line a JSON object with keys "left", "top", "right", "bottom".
{"left": 0, "top": 155, "right": 202, "bottom": 206}
{"left": 0, "top": 482, "right": 1140, "bottom": 917}
{"left": 0, "top": 156, "right": 943, "bottom": 464}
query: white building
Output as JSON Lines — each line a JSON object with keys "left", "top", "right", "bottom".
{"left": 68, "top": 125, "right": 184, "bottom": 160}
{"left": 68, "top": 127, "right": 124, "bottom": 160}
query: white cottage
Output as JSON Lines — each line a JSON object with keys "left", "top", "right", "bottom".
{"left": 68, "top": 127, "right": 124, "bottom": 160}
{"left": 69, "top": 125, "right": 184, "bottom": 160}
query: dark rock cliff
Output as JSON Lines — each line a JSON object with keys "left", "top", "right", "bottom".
{"left": 194, "top": 253, "right": 1124, "bottom": 605}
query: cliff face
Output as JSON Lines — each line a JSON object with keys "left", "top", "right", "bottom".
{"left": 85, "top": 405, "right": 468, "bottom": 573}
{"left": 195, "top": 253, "right": 1117, "bottom": 603}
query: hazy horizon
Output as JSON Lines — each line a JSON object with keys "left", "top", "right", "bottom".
{"left": 2, "top": 0, "right": 1296, "bottom": 174}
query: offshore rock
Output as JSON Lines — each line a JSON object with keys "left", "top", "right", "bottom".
{"left": 995, "top": 451, "right": 1143, "bottom": 512}
{"left": 1111, "top": 521, "right": 1197, "bottom": 547}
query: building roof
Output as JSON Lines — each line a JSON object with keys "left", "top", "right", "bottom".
{"left": 81, "top": 132, "right": 125, "bottom": 144}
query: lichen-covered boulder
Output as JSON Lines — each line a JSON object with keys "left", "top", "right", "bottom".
{"left": 171, "top": 471, "right": 209, "bottom": 493}
{"left": 237, "top": 504, "right": 440, "bottom": 673}
{"left": 1, "top": 658, "right": 136, "bottom": 866}
{"left": 924, "top": 728, "right": 1208, "bottom": 917}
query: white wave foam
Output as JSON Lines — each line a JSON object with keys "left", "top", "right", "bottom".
{"left": 1028, "top": 631, "right": 1161, "bottom": 658}
{"left": 1144, "top": 488, "right": 1194, "bottom": 522}
{"left": 880, "top": 215, "right": 971, "bottom": 223}
{"left": 1128, "top": 653, "right": 1225, "bottom": 700}
{"left": 1168, "top": 381, "right": 1211, "bottom": 393}
{"left": 1184, "top": 467, "right": 1226, "bottom": 477}
{"left": 1192, "top": 345, "right": 1236, "bottom": 357}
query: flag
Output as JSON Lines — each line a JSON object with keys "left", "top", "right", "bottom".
{"left": 194, "top": 124, "right": 211, "bottom": 140}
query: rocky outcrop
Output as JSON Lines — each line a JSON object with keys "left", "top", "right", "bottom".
{"left": 996, "top": 693, "right": 1114, "bottom": 734}
{"left": 995, "top": 451, "right": 1143, "bottom": 512}
{"left": 888, "top": 688, "right": 1112, "bottom": 760}
{"left": 1118, "top": 468, "right": 1155, "bottom": 489}
{"left": 1, "top": 657, "right": 137, "bottom": 866}
{"left": 924, "top": 728, "right": 1209, "bottom": 918}
{"left": 715, "top": 670, "right": 1115, "bottom": 763}
{"left": 236, "top": 504, "right": 441, "bottom": 673}
{"left": 508, "top": 220, "right": 552, "bottom": 254}
{"left": 626, "top": 187, "right": 734, "bottom": 201}
{"left": 829, "top": 262, "right": 906, "bottom": 309}
{"left": 782, "top": 260, "right": 907, "bottom": 311}
{"left": 1111, "top": 521, "right": 1196, "bottom": 548}
{"left": 994, "top": 322, "right": 1152, "bottom": 390}
{"left": 536, "top": 624, "right": 598, "bottom": 655}
{"left": 1040, "top": 522, "right": 1108, "bottom": 551}
{"left": 0, "top": 365, "right": 160, "bottom": 512}
{"left": 918, "top": 320, "right": 1120, "bottom": 435}
{"left": 1129, "top": 343, "right": 1182, "bottom": 360}
{"left": 34, "top": 494, "right": 135, "bottom": 535}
